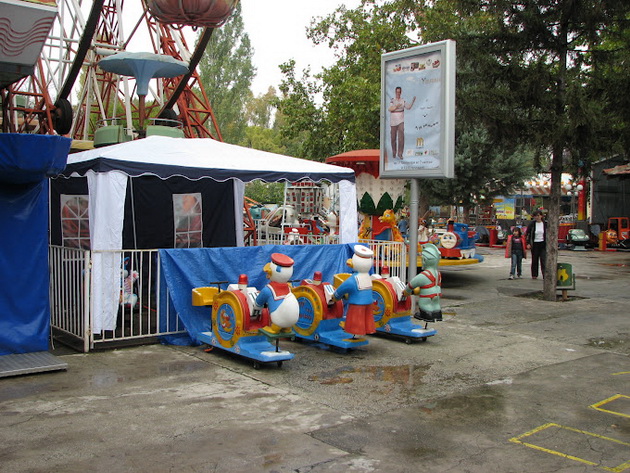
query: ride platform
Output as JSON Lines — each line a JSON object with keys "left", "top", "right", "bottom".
{"left": 375, "top": 317, "right": 437, "bottom": 344}
{"left": 197, "top": 331, "right": 294, "bottom": 368}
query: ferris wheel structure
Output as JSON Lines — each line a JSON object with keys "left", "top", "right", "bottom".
{"left": 1, "top": 0, "right": 225, "bottom": 141}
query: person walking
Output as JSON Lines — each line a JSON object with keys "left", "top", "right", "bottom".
{"left": 526, "top": 210, "right": 547, "bottom": 279}
{"left": 505, "top": 227, "right": 527, "bottom": 279}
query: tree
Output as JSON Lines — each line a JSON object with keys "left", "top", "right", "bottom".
{"left": 424, "top": 126, "right": 534, "bottom": 219}
{"left": 277, "top": 4, "right": 419, "bottom": 160}
{"left": 198, "top": 3, "right": 255, "bottom": 145}
{"left": 431, "top": 0, "right": 630, "bottom": 300}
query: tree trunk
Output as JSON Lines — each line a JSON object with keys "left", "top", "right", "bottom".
{"left": 544, "top": 149, "right": 562, "bottom": 300}
{"left": 543, "top": 6, "right": 570, "bottom": 301}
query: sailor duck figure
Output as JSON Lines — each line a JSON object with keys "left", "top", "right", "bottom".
{"left": 255, "top": 253, "right": 300, "bottom": 335}
{"left": 333, "top": 244, "right": 376, "bottom": 337}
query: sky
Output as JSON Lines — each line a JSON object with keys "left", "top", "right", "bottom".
{"left": 239, "top": 0, "right": 361, "bottom": 96}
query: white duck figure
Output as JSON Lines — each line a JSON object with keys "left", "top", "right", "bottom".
{"left": 254, "top": 253, "right": 299, "bottom": 334}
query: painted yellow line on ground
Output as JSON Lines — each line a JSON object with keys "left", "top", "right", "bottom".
{"left": 612, "top": 372, "right": 630, "bottom": 376}
{"left": 590, "top": 394, "right": 630, "bottom": 419}
{"left": 509, "top": 422, "right": 630, "bottom": 472}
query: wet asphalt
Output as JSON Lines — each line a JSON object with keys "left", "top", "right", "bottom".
{"left": 1, "top": 247, "right": 629, "bottom": 472}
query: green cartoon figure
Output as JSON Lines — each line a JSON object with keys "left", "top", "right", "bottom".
{"left": 403, "top": 243, "right": 442, "bottom": 322}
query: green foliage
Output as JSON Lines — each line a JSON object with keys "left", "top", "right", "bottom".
{"left": 244, "top": 181, "right": 285, "bottom": 205}
{"left": 245, "top": 86, "right": 276, "bottom": 129}
{"left": 424, "top": 126, "right": 535, "bottom": 209}
{"left": 198, "top": 4, "right": 255, "bottom": 145}
{"left": 241, "top": 126, "right": 286, "bottom": 154}
{"left": 276, "top": 0, "right": 629, "bottom": 210}
{"left": 277, "top": 3, "right": 414, "bottom": 160}
{"left": 276, "top": 0, "right": 537, "bottom": 202}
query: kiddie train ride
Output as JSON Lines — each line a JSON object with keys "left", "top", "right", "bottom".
{"left": 191, "top": 244, "right": 444, "bottom": 367}
{"left": 192, "top": 253, "right": 299, "bottom": 368}
{"left": 422, "top": 218, "right": 484, "bottom": 267}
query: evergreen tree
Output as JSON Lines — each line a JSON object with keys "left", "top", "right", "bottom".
{"left": 432, "top": 0, "right": 630, "bottom": 299}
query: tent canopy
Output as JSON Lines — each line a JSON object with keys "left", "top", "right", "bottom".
{"left": 62, "top": 135, "right": 355, "bottom": 184}
{"left": 55, "top": 136, "right": 358, "bottom": 333}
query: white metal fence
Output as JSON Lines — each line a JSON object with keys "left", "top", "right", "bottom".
{"left": 253, "top": 222, "right": 407, "bottom": 282}
{"left": 49, "top": 238, "right": 406, "bottom": 352}
{"left": 49, "top": 246, "right": 186, "bottom": 352}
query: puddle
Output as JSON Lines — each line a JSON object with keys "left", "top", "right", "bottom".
{"left": 309, "top": 364, "right": 431, "bottom": 386}
{"left": 418, "top": 385, "right": 507, "bottom": 420}
{"left": 441, "top": 295, "right": 468, "bottom": 301}
{"left": 587, "top": 337, "right": 627, "bottom": 350}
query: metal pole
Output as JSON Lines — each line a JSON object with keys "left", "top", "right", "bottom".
{"left": 408, "top": 179, "right": 419, "bottom": 282}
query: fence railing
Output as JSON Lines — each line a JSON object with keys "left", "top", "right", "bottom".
{"left": 49, "top": 246, "right": 186, "bottom": 352}
{"left": 252, "top": 223, "right": 407, "bottom": 282}
{"left": 49, "top": 246, "right": 91, "bottom": 353}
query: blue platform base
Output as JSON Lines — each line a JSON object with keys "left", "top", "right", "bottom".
{"left": 376, "top": 316, "right": 437, "bottom": 342}
{"left": 295, "top": 318, "right": 369, "bottom": 351}
{"left": 197, "top": 331, "right": 294, "bottom": 366}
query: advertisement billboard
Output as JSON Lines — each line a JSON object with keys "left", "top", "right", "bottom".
{"left": 380, "top": 40, "right": 456, "bottom": 179}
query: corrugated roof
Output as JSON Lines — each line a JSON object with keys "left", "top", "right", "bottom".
{"left": 604, "top": 163, "right": 630, "bottom": 176}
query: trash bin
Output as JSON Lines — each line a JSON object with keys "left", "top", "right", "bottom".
{"left": 557, "top": 262, "right": 574, "bottom": 288}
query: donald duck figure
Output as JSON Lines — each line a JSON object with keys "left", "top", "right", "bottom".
{"left": 333, "top": 245, "right": 376, "bottom": 337}
{"left": 255, "top": 253, "right": 300, "bottom": 335}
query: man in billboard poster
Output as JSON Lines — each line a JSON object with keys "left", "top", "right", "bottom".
{"left": 389, "top": 86, "right": 416, "bottom": 160}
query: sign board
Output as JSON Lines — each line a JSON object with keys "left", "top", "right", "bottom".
{"left": 493, "top": 196, "right": 516, "bottom": 219}
{"left": 380, "top": 40, "right": 456, "bottom": 179}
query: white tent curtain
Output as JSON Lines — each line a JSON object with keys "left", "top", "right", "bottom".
{"left": 87, "top": 170, "right": 128, "bottom": 333}
{"left": 234, "top": 179, "right": 245, "bottom": 247}
{"left": 339, "top": 179, "right": 358, "bottom": 243}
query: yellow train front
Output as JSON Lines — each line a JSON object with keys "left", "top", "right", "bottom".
{"left": 192, "top": 279, "right": 294, "bottom": 368}
{"left": 291, "top": 271, "right": 369, "bottom": 350}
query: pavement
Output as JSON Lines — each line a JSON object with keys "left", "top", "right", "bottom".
{"left": 1, "top": 247, "right": 629, "bottom": 473}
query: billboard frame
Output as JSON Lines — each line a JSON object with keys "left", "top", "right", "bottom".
{"left": 379, "top": 40, "right": 456, "bottom": 179}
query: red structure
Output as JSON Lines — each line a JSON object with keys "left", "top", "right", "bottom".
{"left": 146, "top": 0, "right": 238, "bottom": 28}
{"left": 326, "top": 149, "right": 380, "bottom": 178}
{"left": 3, "top": 0, "right": 222, "bottom": 141}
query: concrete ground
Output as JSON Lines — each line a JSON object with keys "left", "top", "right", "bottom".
{"left": 1, "top": 248, "right": 629, "bottom": 473}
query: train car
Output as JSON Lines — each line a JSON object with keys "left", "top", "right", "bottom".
{"left": 192, "top": 278, "right": 294, "bottom": 368}
{"left": 292, "top": 272, "right": 369, "bottom": 351}
{"left": 371, "top": 269, "right": 437, "bottom": 343}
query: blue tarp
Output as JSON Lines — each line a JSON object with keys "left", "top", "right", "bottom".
{"left": 158, "top": 244, "right": 358, "bottom": 345}
{"left": 0, "top": 134, "right": 71, "bottom": 355}
{"left": 0, "top": 133, "right": 69, "bottom": 185}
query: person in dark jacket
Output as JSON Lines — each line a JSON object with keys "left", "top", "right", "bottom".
{"left": 505, "top": 227, "right": 527, "bottom": 279}
{"left": 526, "top": 210, "right": 547, "bottom": 279}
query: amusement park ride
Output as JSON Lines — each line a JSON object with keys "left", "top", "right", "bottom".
{"left": 0, "top": 0, "right": 237, "bottom": 141}
{"left": 327, "top": 149, "right": 485, "bottom": 268}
